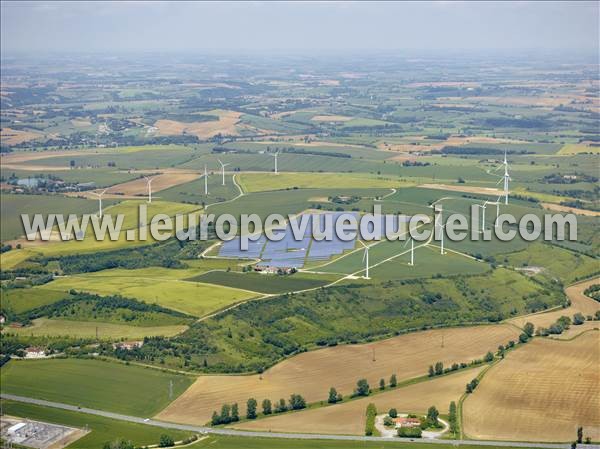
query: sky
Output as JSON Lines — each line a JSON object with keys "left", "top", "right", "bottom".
{"left": 1, "top": 1, "right": 598, "bottom": 54}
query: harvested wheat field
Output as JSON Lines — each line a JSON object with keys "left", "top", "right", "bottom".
{"left": 155, "top": 109, "right": 243, "bottom": 139}
{"left": 420, "top": 183, "right": 505, "bottom": 196}
{"left": 0, "top": 127, "right": 42, "bottom": 146}
{"left": 510, "top": 278, "right": 600, "bottom": 334}
{"left": 541, "top": 202, "right": 600, "bottom": 217}
{"left": 156, "top": 324, "right": 518, "bottom": 425}
{"left": 104, "top": 172, "right": 199, "bottom": 196}
{"left": 311, "top": 114, "right": 353, "bottom": 122}
{"left": 232, "top": 365, "right": 484, "bottom": 435}
{"left": 463, "top": 331, "right": 600, "bottom": 442}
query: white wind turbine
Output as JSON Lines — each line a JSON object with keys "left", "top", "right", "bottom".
{"left": 90, "top": 189, "right": 107, "bottom": 217}
{"left": 143, "top": 176, "right": 154, "bottom": 203}
{"left": 218, "top": 159, "right": 230, "bottom": 186}
{"left": 203, "top": 165, "right": 209, "bottom": 195}
{"left": 435, "top": 206, "right": 446, "bottom": 255}
{"left": 358, "top": 240, "right": 370, "bottom": 279}
{"left": 272, "top": 152, "right": 279, "bottom": 174}
{"left": 403, "top": 237, "right": 415, "bottom": 266}
{"left": 496, "top": 150, "right": 511, "bottom": 205}
{"left": 475, "top": 203, "right": 487, "bottom": 233}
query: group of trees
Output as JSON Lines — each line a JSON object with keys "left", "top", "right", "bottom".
{"left": 536, "top": 316, "right": 571, "bottom": 336}
{"left": 211, "top": 394, "right": 306, "bottom": 425}
{"left": 102, "top": 434, "right": 175, "bottom": 449}
{"left": 466, "top": 377, "right": 480, "bottom": 394}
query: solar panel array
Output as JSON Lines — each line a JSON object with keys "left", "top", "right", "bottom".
{"left": 217, "top": 212, "right": 410, "bottom": 268}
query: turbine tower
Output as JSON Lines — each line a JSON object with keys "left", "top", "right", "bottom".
{"left": 435, "top": 205, "right": 446, "bottom": 255}
{"left": 475, "top": 203, "right": 487, "bottom": 233}
{"left": 218, "top": 159, "right": 230, "bottom": 186}
{"left": 404, "top": 238, "right": 414, "bottom": 266}
{"left": 272, "top": 152, "right": 279, "bottom": 174}
{"left": 90, "top": 189, "right": 107, "bottom": 217}
{"left": 359, "top": 241, "right": 370, "bottom": 279}
{"left": 204, "top": 165, "right": 209, "bottom": 195}
{"left": 144, "top": 176, "right": 154, "bottom": 203}
{"left": 499, "top": 150, "right": 511, "bottom": 205}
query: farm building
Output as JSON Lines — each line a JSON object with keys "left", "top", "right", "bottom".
{"left": 395, "top": 417, "right": 421, "bottom": 428}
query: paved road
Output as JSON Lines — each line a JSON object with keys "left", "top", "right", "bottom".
{"left": 1, "top": 393, "right": 571, "bottom": 448}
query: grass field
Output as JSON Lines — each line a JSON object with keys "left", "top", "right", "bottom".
{"left": 188, "top": 271, "right": 334, "bottom": 294}
{"left": 1, "top": 288, "right": 67, "bottom": 314}
{"left": 503, "top": 243, "right": 599, "bottom": 284}
{"left": 1, "top": 193, "right": 104, "bottom": 240}
{"left": 40, "top": 274, "right": 258, "bottom": 317}
{"left": 558, "top": 143, "right": 599, "bottom": 154}
{"left": 463, "top": 331, "right": 600, "bottom": 442}
{"left": 238, "top": 172, "right": 401, "bottom": 193}
{"left": 233, "top": 366, "right": 484, "bottom": 435}
{"left": 9, "top": 317, "right": 188, "bottom": 339}
{"left": 1, "top": 400, "right": 192, "bottom": 448}
{"left": 156, "top": 324, "right": 518, "bottom": 425}
{"left": 189, "top": 436, "right": 543, "bottom": 449}
{"left": 1, "top": 358, "right": 194, "bottom": 417}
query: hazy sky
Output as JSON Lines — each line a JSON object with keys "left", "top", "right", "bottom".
{"left": 2, "top": 1, "right": 598, "bottom": 54}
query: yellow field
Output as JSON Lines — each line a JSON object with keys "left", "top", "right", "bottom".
{"left": 39, "top": 274, "right": 257, "bottom": 317}
{"left": 238, "top": 172, "right": 401, "bottom": 193}
{"left": 156, "top": 324, "right": 518, "bottom": 425}
{"left": 558, "top": 143, "right": 599, "bottom": 155}
{"left": 0, "top": 127, "right": 42, "bottom": 146}
{"left": 8, "top": 318, "right": 187, "bottom": 339}
{"left": 541, "top": 202, "right": 600, "bottom": 217}
{"left": 232, "top": 366, "right": 484, "bottom": 435}
{"left": 463, "top": 331, "right": 600, "bottom": 442}
{"left": 510, "top": 278, "right": 600, "bottom": 336}
{"left": 155, "top": 109, "right": 243, "bottom": 139}
{"left": 104, "top": 173, "right": 200, "bottom": 196}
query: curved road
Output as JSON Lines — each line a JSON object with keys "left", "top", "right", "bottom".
{"left": 1, "top": 394, "right": 569, "bottom": 448}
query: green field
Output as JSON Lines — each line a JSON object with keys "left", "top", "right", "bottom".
{"left": 1, "top": 288, "right": 67, "bottom": 314}
{"left": 9, "top": 318, "right": 188, "bottom": 339}
{"left": 39, "top": 274, "right": 257, "bottom": 317}
{"left": 189, "top": 271, "right": 335, "bottom": 294}
{"left": 0, "top": 400, "right": 192, "bottom": 449}
{"left": 238, "top": 172, "right": 401, "bottom": 193}
{"left": 1, "top": 193, "right": 107, "bottom": 240}
{"left": 1, "top": 358, "right": 193, "bottom": 417}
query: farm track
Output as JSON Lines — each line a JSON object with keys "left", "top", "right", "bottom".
{"left": 0, "top": 394, "right": 572, "bottom": 448}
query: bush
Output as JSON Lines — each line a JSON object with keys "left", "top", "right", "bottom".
{"left": 389, "top": 408, "right": 398, "bottom": 418}
{"left": 355, "top": 378, "right": 370, "bottom": 396}
{"left": 158, "top": 435, "right": 174, "bottom": 448}
{"left": 398, "top": 427, "right": 422, "bottom": 438}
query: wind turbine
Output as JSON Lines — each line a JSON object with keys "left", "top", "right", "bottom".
{"left": 272, "top": 152, "right": 279, "bottom": 174}
{"left": 358, "top": 241, "right": 370, "bottom": 279}
{"left": 475, "top": 203, "right": 487, "bottom": 233}
{"left": 497, "top": 150, "right": 511, "bottom": 205}
{"left": 435, "top": 206, "right": 446, "bottom": 255}
{"left": 143, "top": 176, "right": 154, "bottom": 203}
{"left": 203, "top": 165, "right": 209, "bottom": 195}
{"left": 218, "top": 159, "right": 230, "bottom": 186}
{"left": 404, "top": 237, "right": 415, "bottom": 266}
{"left": 90, "top": 189, "right": 107, "bottom": 217}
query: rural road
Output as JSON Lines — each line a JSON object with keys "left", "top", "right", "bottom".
{"left": 1, "top": 394, "right": 573, "bottom": 448}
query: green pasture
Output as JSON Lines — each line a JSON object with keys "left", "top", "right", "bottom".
{"left": 0, "top": 358, "right": 194, "bottom": 416}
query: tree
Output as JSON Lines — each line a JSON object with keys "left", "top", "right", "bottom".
{"left": 523, "top": 322, "right": 535, "bottom": 337}
{"left": 389, "top": 408, "right": 398, "bottom": 418}
{"left": 434, "top": 361, "right": 444, "bottom": 375}
{"left": 262, "top": 399, "right": 272, "bottom": 415}
{"left": 328, "top": 387, "right": 339, "bottom": 404}
{"left": 573, "top": 313, "right": 585, "bottom": 325}
{"left": 449, "top": 401, "right": 458, "bottom": 435}
{"left": 159, "top": 435, "right": 174, "bottom": 448}
{"left": 389, "top": 373, "right": 397, "bottom": 387}
{"left": 211, "top": 411, "right": 220, "bottom": 426}
{"left": 355, "top": 378, "right": 370, "bottom": 396}
{"left": 577, "top": 426, "right": 583, "bottom": 444}
{"left": 220, "top": 404, "right": 231, "bottom": 424}
{"left": 275, "top": 398, "right": 287, "bottom": 413}
{"left": 246, "top": 398, "right": 257, "bottom": 419}
{"left": 231, "top": 403, "right": 239, "bottom": 422}
{"left": 289, "top": 393, "right": 306, "bottom": 410}
{"left": 484, "top": 351, "right": 494, "bottom": 362}
{"left": 427, "top": 406, "right": 439, "bottom": 424}
{"left": 379, "top": 378, "right": 385, "bottom": 390}
{"left": 428, "top": 365, "right": 435, "bottom": 377}
{"left": 519, "top": 333, "right": 529, "bottom": 343}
